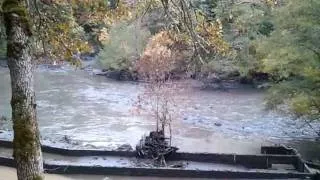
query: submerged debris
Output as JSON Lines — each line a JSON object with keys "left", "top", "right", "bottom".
{"left": 136, "top": 130, "right": 178, "bottom": 166}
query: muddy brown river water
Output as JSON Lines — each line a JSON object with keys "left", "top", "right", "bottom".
{"left": 0, "top": 64, "right": 319, "bottom": 163}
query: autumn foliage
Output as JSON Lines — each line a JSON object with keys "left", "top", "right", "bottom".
{"left": 137, "top": 31, "right": 175, "bottom": 81}
{"left": 135, "top": 31, "right": 183, "bottom": 137}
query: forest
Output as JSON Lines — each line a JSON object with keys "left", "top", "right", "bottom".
{"left": 0, "top": 0, "right": 319, "bottom": 179}
{"left": 1, "top": 0, "right": 318, "bottom": 120}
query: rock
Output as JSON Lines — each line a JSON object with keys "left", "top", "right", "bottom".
{"left": 117, "top": 143, "right": 133, "bottom": 151}
{"left": 240, "top": 76, "right": 253, "bottom": 84}
{"left": 257, "top": 82, "right": 272, "bottom": 89}
{"left": 214, "top": 122, "right": 222, "bottom": 127}
{"left": 97, "top": 69, "right": 138, "bottom": 81}
{"left": 106, "top": 71, "right": 122, "bottom": 80}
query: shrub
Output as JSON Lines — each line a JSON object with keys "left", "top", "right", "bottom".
{"left": 98, "top": 22, "right": 151, "bottom": 71}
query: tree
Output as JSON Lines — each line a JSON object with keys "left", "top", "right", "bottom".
{"left": 135, "top": 31, "right": 179, "bottom": 165}
{"left": 257, "top": 0, "right": 320, "bottom": 120}
{"left": 2, "top": 0, "right": 44, "bottom": 179}
{"left": 1, "top": 1, "right": 133, "bottom": 179}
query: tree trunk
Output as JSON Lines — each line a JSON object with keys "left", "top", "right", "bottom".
{"left": 2, "top": 0, "right": 44, "bottom": 180}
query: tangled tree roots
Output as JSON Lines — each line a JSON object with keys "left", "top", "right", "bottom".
{"left": 136, "top": 130, "right": 178, "bottom": 166}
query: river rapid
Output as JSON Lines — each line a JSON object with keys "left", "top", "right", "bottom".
{"left": 0, "top": 64, "right": 319, "bottom": 161}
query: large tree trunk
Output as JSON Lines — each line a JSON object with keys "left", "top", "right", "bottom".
{"left": 2, "top": 0, "right": 44, "bottom": 180}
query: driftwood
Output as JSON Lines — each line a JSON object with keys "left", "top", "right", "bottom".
{"left": 136, "top": 130, "right": 178, "bottom": 166}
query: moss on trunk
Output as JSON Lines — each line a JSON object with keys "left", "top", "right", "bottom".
{"left": 2, "top": 0, "right": 44, "bottom": 180}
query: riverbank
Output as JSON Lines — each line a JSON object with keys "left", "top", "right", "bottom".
{"left": 1, "top": 58, "right": 269, "bottom": 90}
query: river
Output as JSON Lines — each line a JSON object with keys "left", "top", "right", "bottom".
{"left": 0, "top": 64, "right": 319, "bottom": 161}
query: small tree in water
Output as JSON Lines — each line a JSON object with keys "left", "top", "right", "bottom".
{"left": 135, "top": 31, "right": 180, "bottom": 166}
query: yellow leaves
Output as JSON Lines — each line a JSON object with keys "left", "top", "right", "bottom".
{"left": 43, "top": 19, "right": 91, "bottom": 64}
{"left": 98, "top": 27, "right": 110, "bottom": 42}
{"left": 55, "top": 23, "right": 71, "bottom": 34}
{"left": 265, "top": 0, "right": 279, "bottom": 7}
{"left": 104, "top": 2, "right": 133, "bottom": 26}
{"left": 196, "top": 17, "right": 229, "bottom": 55}
{"left": 303, "top": 66, "right": 320, "bottom": 82}
{"left": 63, "top": 49, "right": 73, "bottom": 61}
{"left": 290, "top": 93, "right": 314, "bottom": 117}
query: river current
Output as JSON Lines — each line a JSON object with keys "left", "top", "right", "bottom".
{"left": 0, "top": 65, "right": 319, "bottom": 161}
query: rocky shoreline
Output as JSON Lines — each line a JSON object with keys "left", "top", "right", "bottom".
{"left": 94, "top": 68, "right": 271, "bottom": 90}
{"left": 1, "top": 58, "right": 271, "bottom": 90}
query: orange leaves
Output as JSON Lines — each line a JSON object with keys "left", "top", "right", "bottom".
{"left": 134, "top": 31, "right": 180, "bottom": 132}
{"left": 148, "top": 31, "right": 174, "bottom": 47}
{"left": 137, "top": 31, "right": 175, "bottom": 81}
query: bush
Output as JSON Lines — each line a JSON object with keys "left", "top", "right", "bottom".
{"left": 98, "top": 22, "right": 151, "bottom": 71}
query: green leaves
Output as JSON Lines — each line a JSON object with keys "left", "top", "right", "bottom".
{"left": 259, "top": 0, "right": 320, "bottom": 119}
{"left": 98, "top": 22, "right": 151, "bottom": 71}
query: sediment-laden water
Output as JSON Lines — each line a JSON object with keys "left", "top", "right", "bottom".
{"left": 0, "top": 64, "right": 319, "bottom": 160}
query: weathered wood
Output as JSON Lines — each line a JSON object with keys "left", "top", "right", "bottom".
{"left": 0, "top": 140, "right": 303, "bottom": 169}
{"left": 44, "top": 164, "right": 315, "bottom": 179}
{"left": 0, "top": 156, "right": 316, "bottom": 179}
{"left": 261, "top": 146, "right": 296, "bottom": 155}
